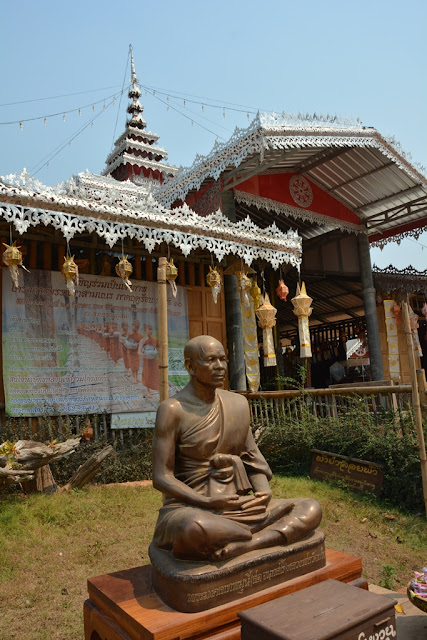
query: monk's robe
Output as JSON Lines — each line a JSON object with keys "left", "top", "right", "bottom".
{"left": 152, "top": 390, "right": 318, "bottom": 556}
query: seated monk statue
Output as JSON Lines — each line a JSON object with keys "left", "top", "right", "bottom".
{"left": 151, "top": 335, "right": 322, "bottom": 562}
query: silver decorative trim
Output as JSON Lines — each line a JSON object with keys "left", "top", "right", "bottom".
{"left": 0, "top": 178, "right": 302, "bottom": 270}
{"left": 158, "top": 113, "right": 426, "bottom": 207}
{"left": 104, "top": 138, "right": 170, "bottom": 165}
{"left": 370, "top": 226, "right": 426, "bottom": 249}
{"left": 104, "top": 152, "right": 176, "bottom": 177}
{"left": 234, "top": 190, "right": 364, "bottom": 234}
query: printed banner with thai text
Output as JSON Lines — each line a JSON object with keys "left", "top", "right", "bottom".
{"left": 2, "top": 269, "right": 189, "bottom": 416}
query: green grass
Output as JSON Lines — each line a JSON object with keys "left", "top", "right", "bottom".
{"left": 0, "top": 477, "right": 426, "bottom": 640}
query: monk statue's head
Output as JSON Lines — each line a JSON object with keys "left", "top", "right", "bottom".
{"left": 184, "top": 336, "right": 227, "bottom": 389}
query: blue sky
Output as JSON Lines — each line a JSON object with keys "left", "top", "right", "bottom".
{"left": 1, "top": 0, "right": 426, "bottom": 269}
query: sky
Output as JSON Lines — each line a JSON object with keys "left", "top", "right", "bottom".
{"left": 1, "top": 0, "right": 426, "bottom": 270}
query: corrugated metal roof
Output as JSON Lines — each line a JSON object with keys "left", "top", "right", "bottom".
{"left": 160, "top": 115, "right": 427, "bottom": 242}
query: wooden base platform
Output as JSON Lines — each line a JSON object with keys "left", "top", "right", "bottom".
{"left": 84, "top": 549, "right": 364, "bottom": 640}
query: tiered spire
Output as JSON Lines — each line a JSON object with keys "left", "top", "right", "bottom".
{"left": 103, "top": 47, "right": 176, "bottom": 187}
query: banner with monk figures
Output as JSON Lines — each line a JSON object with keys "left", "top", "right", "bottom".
{"left": 2, "top": 270, "right": 189, "bottom": 417}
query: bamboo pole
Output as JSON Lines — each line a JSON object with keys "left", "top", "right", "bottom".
{"left": 417, "top": 369, "right": 427, "bottom": 408}
{"left": 157, "top": 257, "right": 169, "bottom": 402}
{"left": 402, "top": 301, "right": 427, "bottom": 517}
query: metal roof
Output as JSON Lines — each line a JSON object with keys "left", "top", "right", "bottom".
{"left": 159, "top": 113, "right": 427, "bottom": 243}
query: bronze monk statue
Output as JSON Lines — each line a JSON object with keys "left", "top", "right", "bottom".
{"left": 151, "top": 335, "right": 322, "bottom": 562}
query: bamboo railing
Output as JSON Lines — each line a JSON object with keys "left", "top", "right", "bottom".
{"left": 240, "top": 384, "right": 415, "bottom": 428}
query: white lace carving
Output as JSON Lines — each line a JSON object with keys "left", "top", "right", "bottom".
{"left": 234, "top": 190, "right": 364, "bottom": 234}
{"left": 0, "top": 180, "right": 302, "bottom": 269}
{"left": 370, "top": 226, "right": 426, "bottom": 249}
{"left": 158, "top": 113, "right": 426, "bottom": 207}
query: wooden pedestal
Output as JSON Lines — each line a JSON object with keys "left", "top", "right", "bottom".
{"left": 84, "top": 549, "right": 364, "bottom": 640}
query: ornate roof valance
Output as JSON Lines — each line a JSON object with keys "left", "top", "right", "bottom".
{"left": 373, "top": 264, "right": 427, "bottom": 295}
{"left": 158, "top": 113, "right": 426, "bottom": 208}
{"left": 370, "top": 226, "right": 426, "bottom": 249}
{"left": 0, "top": 172, "right": 302, "bottom": 269}
{"left": 234, "top": 189, "right": 364, "bottom": 235}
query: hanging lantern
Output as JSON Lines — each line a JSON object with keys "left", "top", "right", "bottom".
{"left": 116, "top": 255, "right": 133, "bottom": 292}
{"left": 62, "top": 255, "right": 79, "bottom": 297}
{"left": 3, "top": 241, "right": 29, "bottom": 288}
{"left": 276, "top": 279, "right": 289, "bottom": 302}
{"left": 166, "top": 258, "right": 178, "bottom": 297}
{"left": 236, "top": 271, "right": 252, "bottom": 306}
{"left": 291, "top": 282, "right": 313, "bottom": 358}
{"left": 255, "top": 293, "right": 277, "bottom": 367}
{"left": 250, "top": 278, "right": 262, "bottom": 310}
{"left": 206, "top": 266, "right": 221, "bottom": 304}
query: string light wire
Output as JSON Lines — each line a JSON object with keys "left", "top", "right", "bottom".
{"left": 30, "top": 97, "right": 116, "bottom": 176}
{"left": 141, "top": 83, "right": 271, "bottom": 113}
{"left": 0, "top": 84, "right": 124, "bottom": 108}
{"left": 144, "top": 88, "right": 227, "bottom": 141}
{"left": 142, "top": 85, "right": 259, "bottom": 116}
{"left": 0, "top": 89, "right": 125, "bottom": 126}
{"left": 163, "top": 93, "right": 232, "bottom": 134}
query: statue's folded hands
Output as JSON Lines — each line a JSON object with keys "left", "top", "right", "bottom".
{"left": 151, "top": 335, "right": 322, "bottom": 562}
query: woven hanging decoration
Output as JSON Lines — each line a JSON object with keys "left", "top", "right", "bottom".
{"left": 2, "top": 241, "right": 29, "bottom": 288}
{"left": 291, "top": 282, "right": 313, "bottom": 358}
{"left": 383, "top": 300, "right": 400, "bottom": 380}
{"left": 276, "top": 279, "right": 289, "bottom": 301}
{"left": 236, "top": 271, "right": 252, "bottom": 306}
{"left": 166, "top": 258, "right": 178, "bottom": 297}
{"left": 116, "top": 255, "right": 133, "bottom": 292}
{"left": 206, "top": 266, "right": 221, "bottom": 303}
{"left": 250, "top": 278, "right": 262, "bottom": 311}
{"left": 240, "top": 283, "right": 260, "bottom": 392}
{"left": 409, "top": 304, "right": 423, "bottom": 358}
{"left": 62, "top": 255, "right": 79, "bottom": 297}
{"left": 255, "top": 293, "right": 277, "bottom": 367}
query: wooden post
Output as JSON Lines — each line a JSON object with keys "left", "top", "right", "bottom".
{"left": 178, "top": 260, "right": 186, "bottom": 286}
{"left": 145, "top": 257, "right": 153, "bottom": 281}
{"left": 29, "top": 240, "right": 37, "bottom": 269}
{"left": 58, "top": 244, "right": 65, "bottom": 270}
{"left": 417, "top": 369, "right": 427, "bottom": 408}
{"left": 134, "top": 255, "right": 142, "bottom": 280}
{"left": 43, "top": 242, "right": 52, "bottom": 270}
{"left": 402, "top": 301, "right": 427, "bottom": 517}
{"left": 157, "top": 257, "right": 169, "bottom": 402}
{"left": 0, "top": 239, "right": 4, "bottom": 405}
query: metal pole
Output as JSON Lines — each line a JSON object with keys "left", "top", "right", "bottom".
{"left": 221, "top": 191, "right": 246, "bottom": 391}
{"left": 357, "top": 233, "right": 384, "bottom": 381}
{"left": 157, "top": 257, "right": 169, "bottom": 402}
{"left": 402, "top": 301, "right": 427, "bottom": 518}
{"left": 224, "top": 273, "right": 247, "bottom": 390}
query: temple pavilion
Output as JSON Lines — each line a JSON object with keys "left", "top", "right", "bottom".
{"left": 0, "top": 51, "right": 426, "bottom": 424}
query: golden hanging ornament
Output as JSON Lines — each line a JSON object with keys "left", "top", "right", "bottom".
{"left": 166, "top": 258, "right": 178, "bottom": 297}
{"left": 2, "top": 241, "right": 29, "bottom": 288}
{"left": 255, "top": 292, "right": 277, "bottom": 367}
{"left": 62, "top": 255, "right": 79, "bottom": 297}
{"left": 250, "top": 278, "right": 262, "bottom": 310}
{"left": 236, "top": 271, "right": 252, "bottom": 306}
{"left": 206, "top": 266, "right": 222, "bottom": 303}
{"left": 276, "top": 279, "right": 289, "bottom": 301}
{"left": 116, "top": 255, "right": 133, "bottom": 292}
{"left": 409, "top": 304, "right": 423, "bottom": 358}
{"left": 291, "top": 282, "right": 313, "bottom": 358}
